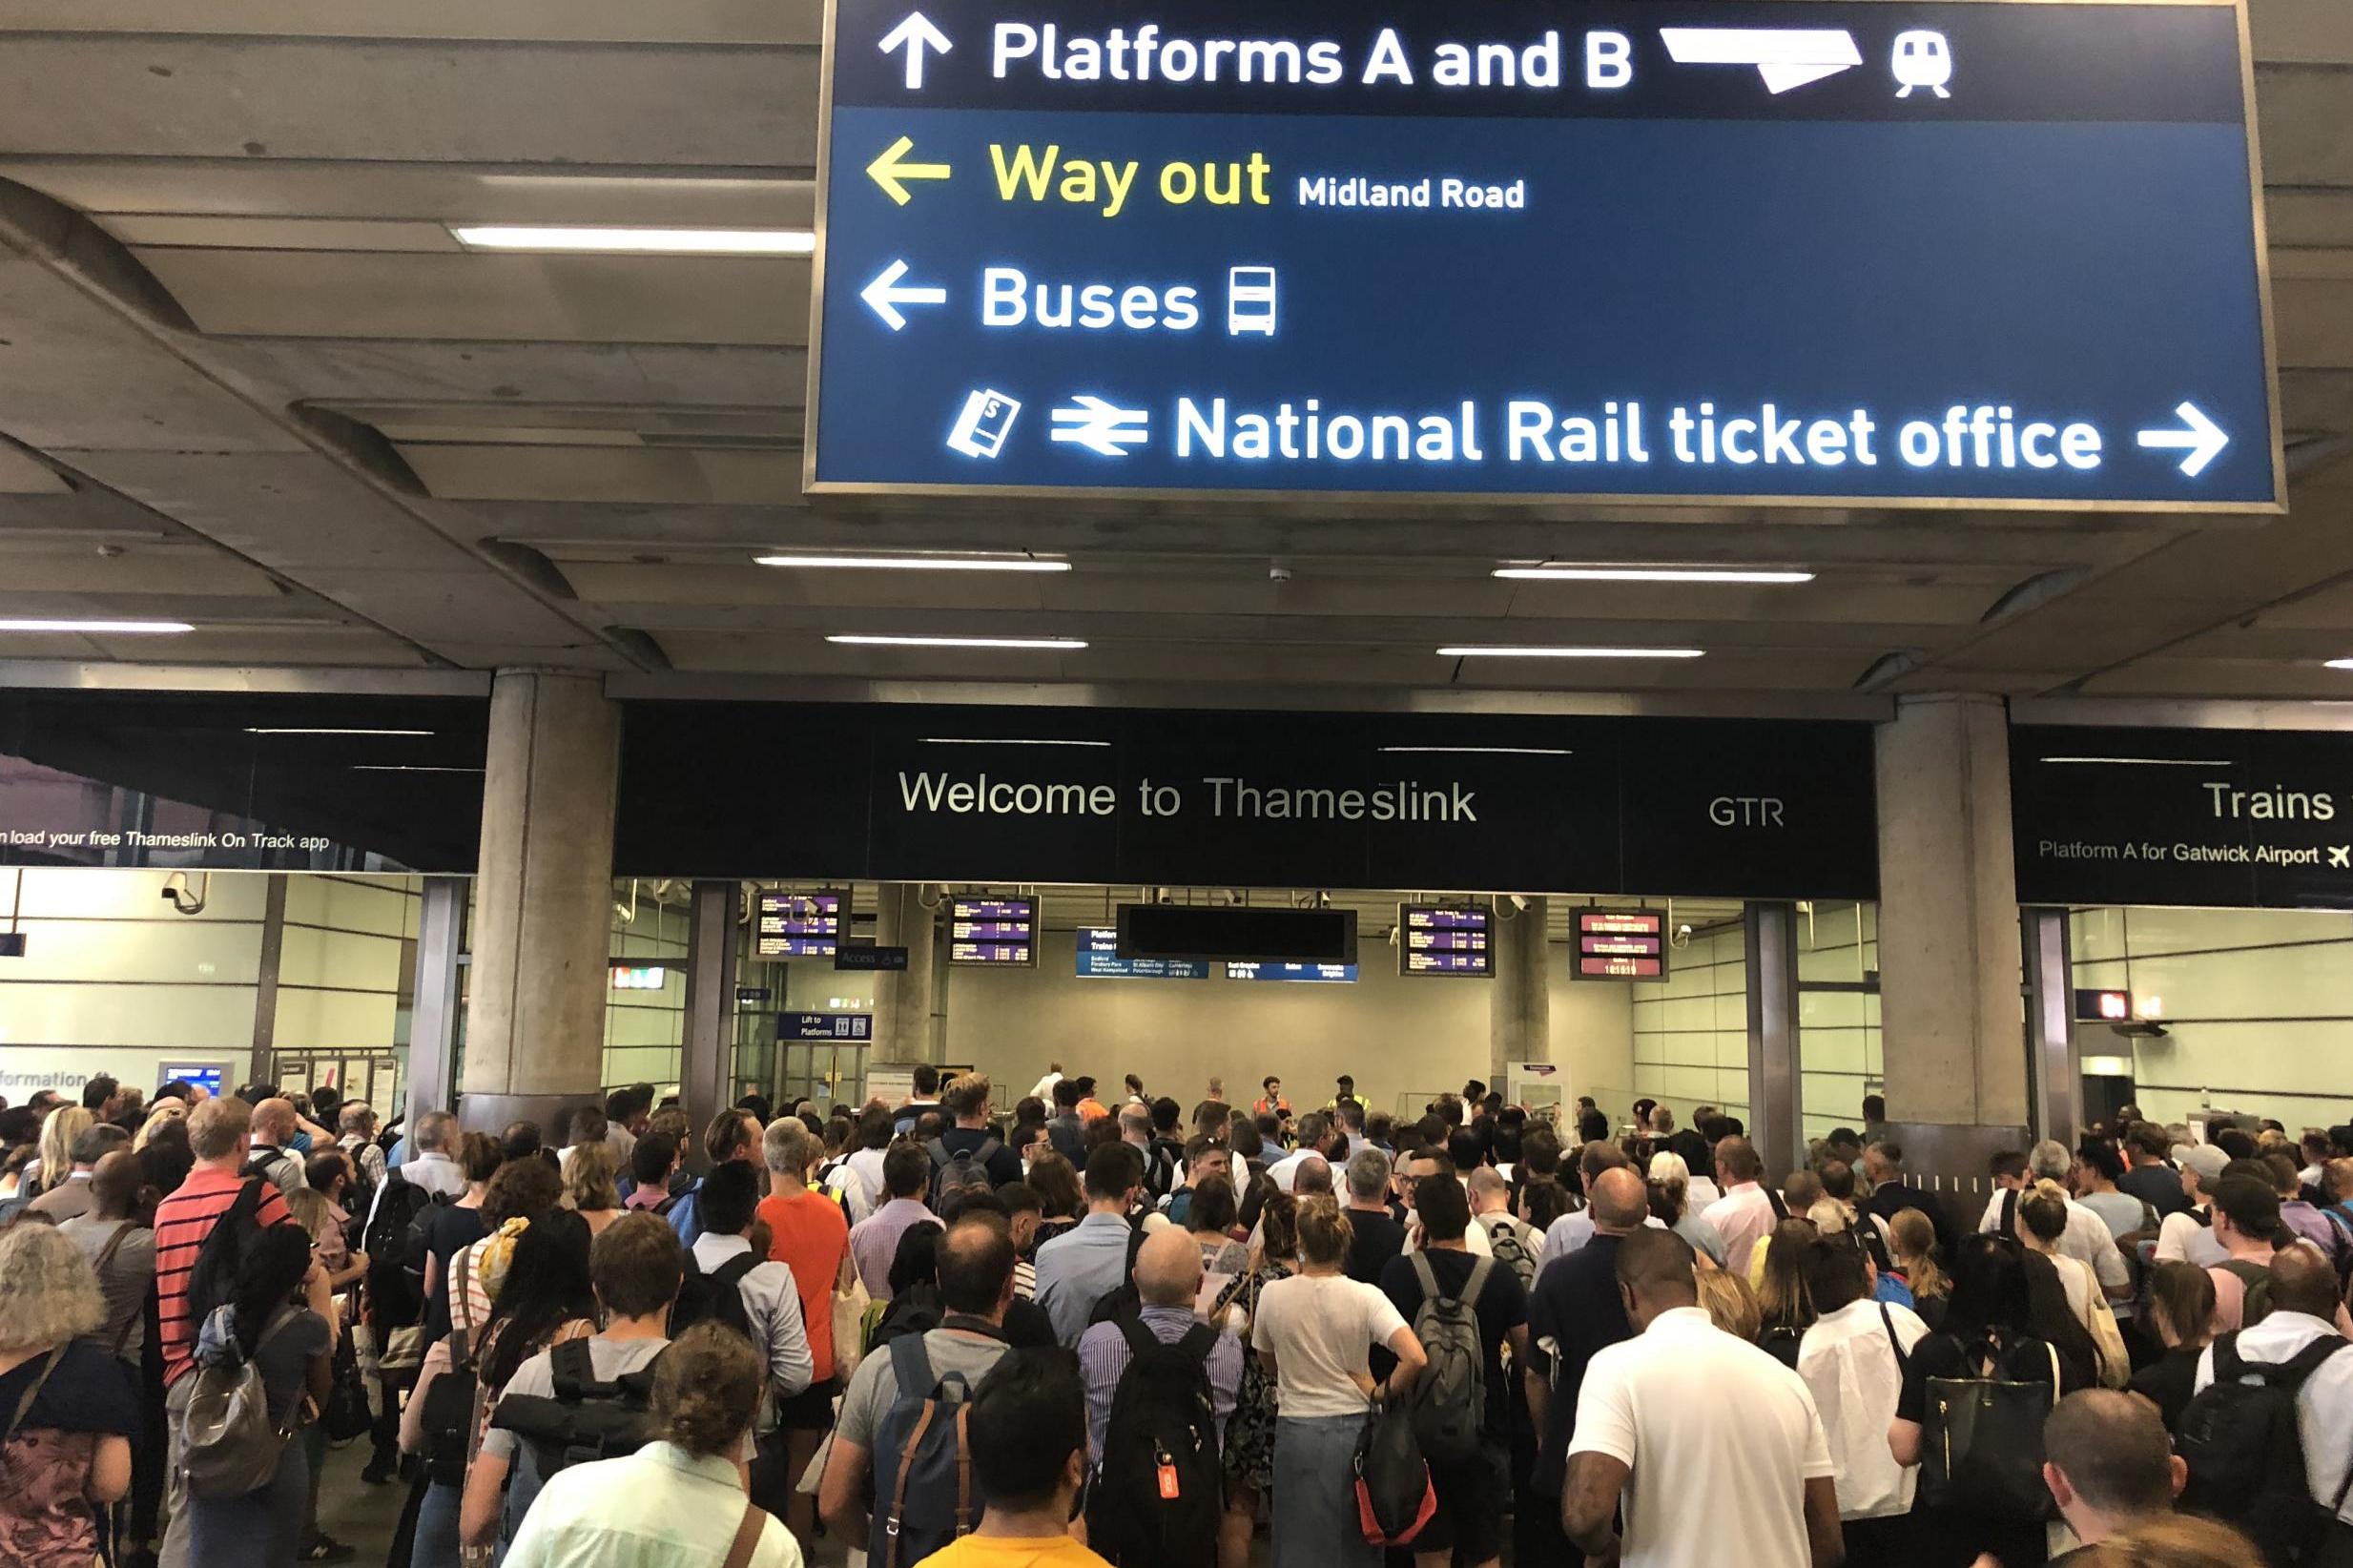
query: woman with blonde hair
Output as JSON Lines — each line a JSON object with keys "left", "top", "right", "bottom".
{"left": 1886, "top": 1207, "right": 1948, "bottom": 1330}
{"left": 1250, "top": 1197, "right": 1428, "bottom": 1568}
{"left": 563, "top": 1141, "right": 624, "bottom": 1239}
{"left": 0, "top": 1223, "right": 137, "bottom": 1564}
{"left": 1696, "top": 1263, "right": 1763, "bottom": 1341}
{"left": 32, "top": 1105, "right": 93, "bottom": 1195}
{"left": 502, "top": 1321, "right": 797, "bottom": 1568}
{"left": 2084, "top": 1516, "right": 2260, "bottom": 1567}
{"left": 1646, "top": 1151, "right": 1728, "bottom": 1265}
{"left": 133, "top": 1099, "right": 188, "bottom": 1154}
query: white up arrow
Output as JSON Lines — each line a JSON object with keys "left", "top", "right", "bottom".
{"left": 859, "top": 259, "right": 947, "bottom": 332}
{"left": 2136, "top": 402, "right": 2229, "bottom": 478}
{"left": 879, "top": 11, "right": 952, "bottom": 90}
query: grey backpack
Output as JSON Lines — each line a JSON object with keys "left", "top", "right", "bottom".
{"left": 1407, "top": 1253, "right": 1492, "bottom": 1464}
{"left": 868, "top": 1326, "right": 996, "bottom": 1568}
{"left": 180, "top": 1307, "right": 301, "bottom": 1500}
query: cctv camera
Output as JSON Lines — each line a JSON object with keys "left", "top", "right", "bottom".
{"left": 1508, "top": 895, "right": 1531, "bottom": 913}
{"left": 1269, "top": 564, "right": 1292, "bottom": 584}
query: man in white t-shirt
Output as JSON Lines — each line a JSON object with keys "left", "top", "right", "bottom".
{"left": 2154, "top": 1144, "right": 2232, "bottom": 1269}
{"left": 1028, "top": 1062, "right": 1064, "bottom": 1104}
{"left": 1564, "top": 1228, "right": 1842, "bottom": 1568}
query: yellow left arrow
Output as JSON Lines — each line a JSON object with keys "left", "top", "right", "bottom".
{"left": 867, "top": 136, "right": 952, "bottom": 206}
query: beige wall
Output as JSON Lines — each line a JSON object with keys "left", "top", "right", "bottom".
{"left": 2072, "top": 904, "right": 2353, "bottom": 1131}
{"left": 944, "top": 926, "right": 1632, "bottom": 1121}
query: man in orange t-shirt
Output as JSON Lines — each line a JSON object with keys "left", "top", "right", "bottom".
{"left": 1073, "top": 1076, "right": 1110, "bottom": 1124}
{"left": 757, "top": 1114, "right": 853, "bottom": 1554}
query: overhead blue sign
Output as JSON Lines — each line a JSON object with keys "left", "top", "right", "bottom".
{"left": 1227, "top": 959, "right": 1358, "bottom": 983}
{"left": 1075, "top": 925, "right": 1212, "bottom": 980}
{"left": 808, "top": 0, "right": 2278, "bottom": 510}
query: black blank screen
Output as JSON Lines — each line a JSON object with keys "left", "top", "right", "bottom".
{"left": 1116, "top": 904, "right": 1358, "bottom": 963}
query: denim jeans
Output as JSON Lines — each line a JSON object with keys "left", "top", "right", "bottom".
{"left": 409, "top": 1479, "right": 462, "bottom": 1568}
{"left": 1271, "top": 1413, "right": 1378, "bottom": 1568}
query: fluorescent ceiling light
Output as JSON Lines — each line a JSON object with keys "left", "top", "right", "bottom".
{"left": 448, "top": 225, "right": 815, "bottom": 255}
{"left": 2327, "top": 659, "right": 2353, "bottom": 671}
{"left": 1494, "top": 565, "right": 1814, "bottom": 584}
{"left": 829, "top": 634, "right": 1086, "bottom": 650}
{"left": 1437, "top": 646, "right": 1705, "bottom": 659}
{"left": 919, "top": 737, "right": 1111, "bottom": 748}
{"left": 1377, "top": 746, "right": 1575, "bottom": 756}
{"left": 755, "top": 553, "right": 1070, "bottom": 572}
{"left": 348, "top": 765, "right": 485, "bottom": 774}
{"left": 246, "top": 728, "right": 434, "bottom": 737}
{"left": 2039, "top": 755, "right": 2233, "bottom": 767}
{"left": 0, "top": 618, "right": 194, "bottom": 634}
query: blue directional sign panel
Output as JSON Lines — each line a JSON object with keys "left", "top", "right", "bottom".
{"left": 1076, "top": 926, "right": 1212, "bottom": 980}
{"left": 808, "top": 0, "right": 2278, "bottom": 509}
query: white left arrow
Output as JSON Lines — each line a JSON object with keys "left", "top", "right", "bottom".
{"left": 879, "top": 11, "right": 953, "bottom": 90}
{"left": 2136, "top": 401, "right": 2229, "bottom": 478}
{"left": 860, "top": 259, "right": 948, "bottom": 332}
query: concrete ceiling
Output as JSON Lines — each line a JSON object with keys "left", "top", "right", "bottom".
{"left": 0, "top": 0, "right": 2345, "bottom": 704}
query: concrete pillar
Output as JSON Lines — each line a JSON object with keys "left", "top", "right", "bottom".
{"left": 460, "top": 670, "right": 621, "bottom": 1141}
{"left": 1874, "top": 693, "right": 2030, "bottom": 1156}
{"left": 1490, "top": 897, "right": 1551, "bottom": 1086}
{"left": 403, "top": 876, "right": 466, "bottom": 1133}
{"left": 874, "top": 882, "right": 942, "bottom": 1065}
{"left": 678, "top": 879, "right": 740, "bottom": 1136}
{"left": 1744, "top": 902, "right": 1805, "bottom": 1181}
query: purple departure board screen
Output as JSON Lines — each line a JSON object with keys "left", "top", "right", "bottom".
{"left": 755, "top": 890, "right": 845, "bottom": 959}
{"left": 1400, "top": 903, "right": 1493, "bottom": 978}
{"left": 950, "top": 896, "right": 1037, "bottom": 966}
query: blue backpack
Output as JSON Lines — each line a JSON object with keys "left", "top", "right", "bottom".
{"left": 868, "top": 1327, "right": 998, "bottom": 1568}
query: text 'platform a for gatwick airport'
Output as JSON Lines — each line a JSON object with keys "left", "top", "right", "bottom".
{"left": 807, "top": 0, "right": 2281, "bottom": 509}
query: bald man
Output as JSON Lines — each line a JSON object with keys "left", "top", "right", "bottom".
{"left": 2190, "top": 1245, "right": 2353, "bottom": 1560}
{"left": 1075, "top": 1227, "right": 1246, "bottom": 1468}
{"left": 1525, "top": 1165, "right": 1653, "bottom": 1553}
{"left": 1564, "top": 1229, "right": 1841, "bottom": 1568}
{"left": 1292, "top": 1154, "right": 1333, "bottom": 1197}
{"left": 244, "top": 1098, "right": 308, "bottom": 1193}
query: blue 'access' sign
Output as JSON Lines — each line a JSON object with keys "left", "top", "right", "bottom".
{"left": 808, "top": 0, "right": 2279, "bottom": 510}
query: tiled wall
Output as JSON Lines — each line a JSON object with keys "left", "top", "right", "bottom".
{"left": 1800, "top": 900, "right": 1882, "bottom": 1141}
{"left": 0, "top": 868, "right": 418, "bottom": 1104}
{"left": 602, "top": 885, "right": 689, "bottom": 1092}
{"left": 1630, "top": 923, "right": 1749, "bottom": 1126}
{"left": 2071, "top": 904, "right": 2353, "bottom": 1131}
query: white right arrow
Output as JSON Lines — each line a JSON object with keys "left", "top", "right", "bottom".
{"left": 878, "top": 11, "right": 953, "bottom": 91}
{"left": 2136, "top": 402, "right": 2229, "bottom": 478}
{"left": 859, "top": 259, "right": 948, "bottom": 332}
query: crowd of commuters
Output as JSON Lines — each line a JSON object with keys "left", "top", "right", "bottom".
{"left": 0, "top": 1068, "right": 2343, "bottom": 1568}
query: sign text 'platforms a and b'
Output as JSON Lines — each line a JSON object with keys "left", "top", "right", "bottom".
{"left": 808, "top": 0, "right": 2281, "bottom": 509}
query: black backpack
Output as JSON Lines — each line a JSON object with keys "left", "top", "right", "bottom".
{"left": 1088, "top": 1320, "right": 1224, "bottom": 1567}
{"left": 927, "top": 1137, "right": 1001, "bottom": 1213}
{"left": 1756, "top": 1324, "right": 1806, "bottom": 1371}
{"left": 2178, "top": 1332, "right": 2352, "bottom": 1565}
{"left": 490, "top": 1338, "right": 665, "bottom": 1532}
{"left": 186, "top": 1180, "right": 274, "bottom": 1329}
{"left": 1144, "top": 1139, "right": 1183, "bottom": 1203}
{"left": 671, "top": 1250, "right": 761, "bottom": 1340}
{"left": 361, "top": 1175, "right": 443, "bottom": 1331}
{"left": 2219, "top": 1259, "right": 2279, "bottom": 1329}
{"left": 1086, "top": 1222, "right": 1154, "bottom": 1330}
{"left": 871, "top": 1283, "right": 945, "bottom": 1351}
{"left": 1920, "top": 1332, "right": 2061, "bottom": 1523}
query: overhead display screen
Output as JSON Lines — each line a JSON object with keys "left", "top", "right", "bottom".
{"left": 1400, "top": 903, "right": 1492, "bottom": 977}
{"left": 951, "top": 896, "right": 1039, "bottom": 964}
{"left": 755, "top": 890, "right": 846, "bottom": 958}
{"left": 809, "top": 0, "right": 2278, "bottom": 510}
{"left": 1574, "top": 908, "right": 1669, "bottom": 980}
{"left": 1227, "top": 959, "right": 1358, "bottom": 983}
{"left": 1077, "top": 926, "right": 1212, "bottom": 980}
